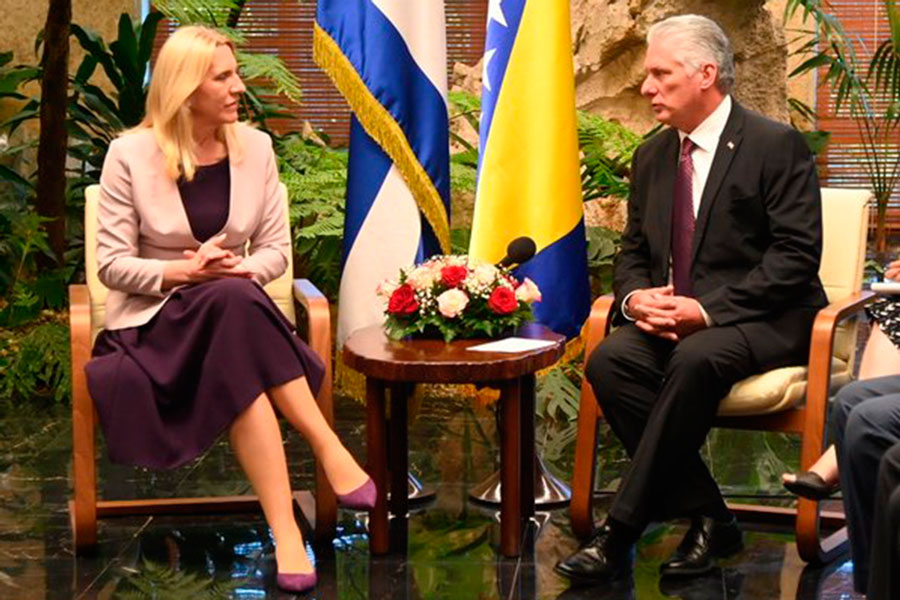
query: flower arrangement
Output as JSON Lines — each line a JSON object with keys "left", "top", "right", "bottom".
{"left": 378, "top": 255, "right": 542, "bottom": 342}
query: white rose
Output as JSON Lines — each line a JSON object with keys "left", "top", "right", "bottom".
{"left": 473, "top": 263, "right": 499, "bottom": 286}
{"left": 515, "top": 277, "right": 542, "bottom": 303}
{"left": 437, "top": 288, "right": 469, "bottom": 318}
{"left": 376, "top": 280, "right": 398, "bottom": 300}
{"left": 406, "top": 265, "right": 439, "bottom": 290}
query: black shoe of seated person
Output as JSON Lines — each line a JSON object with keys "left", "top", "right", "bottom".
{"left": 659, "top": 515, "right": 743, "bottom": 577}
{"left": 783, "top": 471, "right": 840, "bottom": 500}
{"left": 555, "top": 521, "right": 635, "bottom": 585}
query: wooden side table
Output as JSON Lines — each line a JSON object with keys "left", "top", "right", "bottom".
{"left": 343, "top": 323, "right": 565, "bottom": 558}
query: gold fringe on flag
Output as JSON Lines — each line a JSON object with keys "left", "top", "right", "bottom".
{"left": 313, "top": 23, "right": 450, "bottom": 253}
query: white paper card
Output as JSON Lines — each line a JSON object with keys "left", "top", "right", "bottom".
{"left": 467, "top": 337, "right": 557, "bottom": 353}
{"left": 872, "top": 281, "right": 900, "bottom": 294}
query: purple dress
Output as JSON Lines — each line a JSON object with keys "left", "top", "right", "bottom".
{"left": 85, "top": 159, "right": 325, "bottom": 469}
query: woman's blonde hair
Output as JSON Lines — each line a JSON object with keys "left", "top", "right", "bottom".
{"left": 129, "top": 25, "right": 243, "bottom": 180}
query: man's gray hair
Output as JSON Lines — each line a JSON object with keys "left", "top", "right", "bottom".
{"left": 647, "top": 14, "right": 734, "bottom": 94}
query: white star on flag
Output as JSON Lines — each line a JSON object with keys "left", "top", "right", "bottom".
{"left": 482, "top": 47, "right": 497, "bottom": 92}
{"left": 487, "top": 0, "right": 507, "bottom": 28}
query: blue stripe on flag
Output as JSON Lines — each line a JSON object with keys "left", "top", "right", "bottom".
{"left": 515, "top": 221, "right": 591, "bottom": 338}
{"left": 479, "top": 0, "right": 526, "bottom": 158}
{"left": 341, "top": 116, "right": 392, "bottom": 267}
{"left": 317, "top": 0, "right": 450, "bottom": 214}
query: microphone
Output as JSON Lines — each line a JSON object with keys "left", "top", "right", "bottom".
{"left": 497, "top": 236, "right": 536, "bottom": 268}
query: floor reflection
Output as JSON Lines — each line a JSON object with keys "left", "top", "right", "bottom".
{"left": 0, "top": 397, "right": 867, "bottom": 599}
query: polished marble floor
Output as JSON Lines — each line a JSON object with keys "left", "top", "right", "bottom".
{"left": 0, "top": 392, "right": 864, "bottom": 599}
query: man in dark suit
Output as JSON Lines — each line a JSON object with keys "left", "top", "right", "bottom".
{"left": 556, "top": 14, "right": 826, "bottom": 583}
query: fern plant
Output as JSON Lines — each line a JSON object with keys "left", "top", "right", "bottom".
{"left": 114, "top": 560, "right": 243, "bottom": 599}
{"left": 785, "top": 0, "right": 900, "bottom": 252}
{"left": 0, "top": 318, "right": 70, "bottom": 404}
{"left": 276, "top": 132, "right": 347, "bottom": 300}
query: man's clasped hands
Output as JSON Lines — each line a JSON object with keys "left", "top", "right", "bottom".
{"left": 626, "top": 285, "right": 707, "bottom": 341}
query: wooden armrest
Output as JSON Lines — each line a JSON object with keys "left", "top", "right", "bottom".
{"left": 583, "top": 294, "right": 616, "bottom": 367}
{"left": 292, "top": 279, "right": 333, "bottom": 416}
{"left": 806, "top": 290, "right": 877, "bottom": 383}
{"left": 69, "top": 285, "right": 92, "bottom": 377}
{"left": 801, "top": 290, "right": 876, "bottom": 469}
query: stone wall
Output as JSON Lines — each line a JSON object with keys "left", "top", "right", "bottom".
{"left": 571, "top": 0, "right": 795, "bottom": 134}
{"left": 0, "top": 0, "right": 140, "bottom": 124}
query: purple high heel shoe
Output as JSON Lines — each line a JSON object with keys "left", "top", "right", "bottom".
{"left": 276, "top": 571, "right": 317, "bottom": 594}
{"left": 336, "top": 477, "right": 377, "bottom": 510}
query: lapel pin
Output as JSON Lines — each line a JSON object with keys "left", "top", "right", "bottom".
{"left": 727, "top": 141, "right": 735, "bottom": 150}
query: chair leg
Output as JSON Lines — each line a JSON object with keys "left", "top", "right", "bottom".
{"left": 70, "top": 366, "right": 97, "bottom": 549}
{"left": 313, "top": 342, "right": 336, "bottom": 542}
{"left": 570, "top": 392, "right": 600, "bottom": 540}
{"left": 69, "top": 284, "right": 98, "bottom": 552}
{"left": 795, "top": 496, "right": 849, "bottom": 563}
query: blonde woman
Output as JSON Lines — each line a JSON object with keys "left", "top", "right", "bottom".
{"left": 84, "top": 26, "right": 373, "bottom": 594}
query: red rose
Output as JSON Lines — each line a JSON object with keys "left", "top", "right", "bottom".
{"left": 441, "top": 265, "right": 468, "bottom": 288}
{"left": 387, "top": 284, "right": 419, "bottom": 315}
{"left": 488, "top": 286, "right": 518, "bottom": 314}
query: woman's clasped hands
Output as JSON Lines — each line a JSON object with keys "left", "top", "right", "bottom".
{"left": 163, "top": 233, "right": 253, "bottom": 288}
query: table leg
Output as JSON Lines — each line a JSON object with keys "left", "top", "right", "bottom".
{"left": 366, "top": 378, "right": 389, "bottom": 554}
{"left": 388, "top": 382, "right": 410, "bottom": 551}
{"left": 498, "top": 377, "right": 522, "bottom": 558}
{"left": 519, "top": 374, "right": 536, "bottom": 524}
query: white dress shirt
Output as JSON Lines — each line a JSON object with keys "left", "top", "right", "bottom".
{"left": 621, "top": 95, "right": 733, "bottom": 325}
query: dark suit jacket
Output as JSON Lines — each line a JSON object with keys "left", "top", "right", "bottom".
{"left": 613, "top": 101, "right": 828, "bottom": 368}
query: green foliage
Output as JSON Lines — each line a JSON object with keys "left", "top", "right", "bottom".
{"left": 586, "top": 225, "right": 621, "bottom": 297}
{"left": 67, "top": 12, "right": 164, "bottom": 185}
{"left": 0, "top": 199, "right": 71, "bottom": 326}
{"left": 785, "top": 0, "right": 900, "bottom": 250}
{"left": 276, "top": 132, "right": 347, "bottom": 300}
{"left": 536, "top": 360, "right": 582, "bottom": 422}
{"left": 578, "top": 111, "right": 643, "bottom": 202}
{"left": 0, "top": 318, "right": 70, "bottom": 404}
{"left": 113, "top": 560, "right": 243, "bottom": 599}
{"left": 449, "top": 227, "right": 471, "bottom": 254}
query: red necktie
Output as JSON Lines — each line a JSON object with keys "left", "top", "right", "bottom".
{"left": 671, "top": 137, "right": 695, "bottom": 296}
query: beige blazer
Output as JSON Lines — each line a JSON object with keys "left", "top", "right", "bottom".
{"left": 96, "top": 123, "right": 289, "bottom": 330}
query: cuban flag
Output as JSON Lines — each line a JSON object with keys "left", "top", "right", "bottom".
{"left": 469, "top": 0, "right": 590, "bottom": 338}
{"left": 314, "top": 1, "right": 451, "bottom": 346}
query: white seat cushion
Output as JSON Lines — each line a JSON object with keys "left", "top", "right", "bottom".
{"left": 717, "top": 358, "right": 852, "bottom": 416}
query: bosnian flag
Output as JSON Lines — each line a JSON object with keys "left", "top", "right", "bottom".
{"left": 314, "top": 1, "right": 451, "bottom": 345}
{"left": 469, "top": 0, "right": 590, "bottom": 338}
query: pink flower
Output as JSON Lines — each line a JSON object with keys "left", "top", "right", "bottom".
{"left": 515, "top": 278, "right": 542, "bottom": 303}
{"left": 437, "top": 288, "right": 469, "bottom": 318}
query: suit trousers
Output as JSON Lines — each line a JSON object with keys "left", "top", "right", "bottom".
{"left": 585, "top": 324, "right": 758, "bottom": 529}
{"left": 868, "top": 442, "right": 900, "bottom": 600}
{"left": 831, "top": 375, "right": 900, "bottom": 593}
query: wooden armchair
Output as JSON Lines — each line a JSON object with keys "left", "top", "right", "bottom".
{"left": 69, "top": 183, "right": 337, "bottom": 553}
{"left": 569, "top": 187, "right": 873, "bottom": 564}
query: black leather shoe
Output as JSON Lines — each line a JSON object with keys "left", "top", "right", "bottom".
{"left": 783, "top": 471, "right": 839, "bottom": 500}
{"left": 659, "top": 516, "right": 743, "bottom": 577}
{"left": 555, "top": 523, "right": 634, "bottom": 585}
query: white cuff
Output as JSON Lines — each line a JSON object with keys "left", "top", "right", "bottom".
{"left": 698, "top": 302, "right": 714, "bottom": 327}
{"left": 621, "top": 290, "right": 639, "bottom": 321}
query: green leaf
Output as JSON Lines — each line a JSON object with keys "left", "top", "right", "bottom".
{"left": 0, "top": 165, "right": 35, "bottom": 191}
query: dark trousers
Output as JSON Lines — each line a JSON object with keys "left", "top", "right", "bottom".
{"left": 869, "top": 442, "right": 900, "bottom": 600}
{"left": 831, "top": 375, "right": 900, "bottom": 593}
{"left": 585, "top": 324, "right": 760, "bottom": 529}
